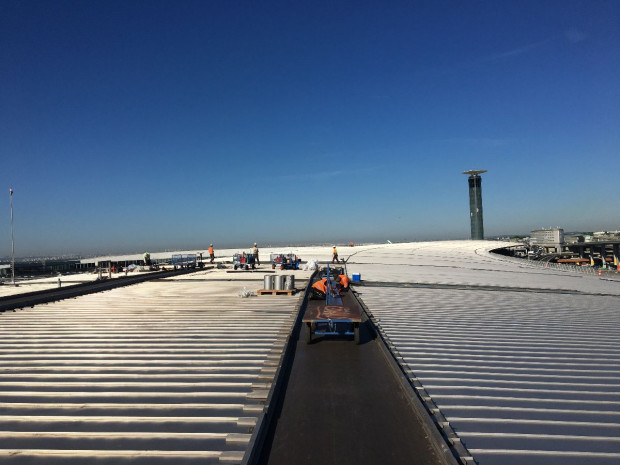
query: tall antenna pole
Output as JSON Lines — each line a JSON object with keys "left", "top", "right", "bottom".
{"left": 9, "top": 187, "right": 15, "bottom": 285}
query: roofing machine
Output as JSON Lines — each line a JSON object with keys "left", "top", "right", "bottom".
{"left": 302, "top": 262, "right": 362, "bottom": 344}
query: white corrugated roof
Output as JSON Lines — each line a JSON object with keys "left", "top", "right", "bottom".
{"left": 351, "top": 241, "right": 620, "bottom": 465}
{"left": 0, "top": 273, "right": 305, "bottom": 464}
{"left": 4, "top": 240, "right": 620, "bottom": 464}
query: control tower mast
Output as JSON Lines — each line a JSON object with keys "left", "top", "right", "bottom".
{"left": 462, "top": 170, "right": 487, "bottom": 240}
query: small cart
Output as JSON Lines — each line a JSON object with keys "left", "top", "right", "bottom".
{"left": 270, "top": 253, "right": 301, "bottom": 270}
{"left": 233, "top": 253, "right": 256, "bottom": 270}
{"left": 171, "top": 254, "right": 197, "bottom": 269}
{"left": 303, "top": 264, "right": 362, "bottom": 344}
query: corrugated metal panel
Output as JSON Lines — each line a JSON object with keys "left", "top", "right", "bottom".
{"left": 347, "top": 241, "right": 620, "bottom": 296}
{"left": 0, "top": 278, "right": 300, "bottom": 464}
{"left": 351, "top": 242, "right": 620, "bottom": 465}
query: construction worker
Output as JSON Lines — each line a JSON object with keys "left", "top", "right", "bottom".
{"left": 311, "top": 278, "right": 328, "bottom": 300}
{"left": 253, "top": 243, "right": 260, "bottom": 265}
{"left": 143, "top": 252, "right": 151, "bottom": 266}
{"left": 208, "top": 244, "right": 215, "bottom": 263}
{"left": 336, "top": 273, "right": 350, "bottom": 292}
{"left": 332, "top": 246, "right": 340, "bottom": 263}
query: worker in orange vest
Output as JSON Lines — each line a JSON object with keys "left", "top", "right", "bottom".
{"left": 311, "top": 278, "right": 328, "bottom": 299}
{"left": 208, "top": 244, "right": 215, "bottom": 263}
{"left": 337, "top": 274, "right": 350, "bottom": 292}
{"left": 332, "top": 246, "right": 340, "bottom": 263}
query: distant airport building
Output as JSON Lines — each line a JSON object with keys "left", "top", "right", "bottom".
{"left": 592, "top": 230, "right": 620, "bottom": 241}
{"left": 530, "top": 228, "right": 565, "bottom": 253}
{"left": 564, "top": 234, "right": 585, "bottom": 244}
{"left": 463, "top": 170, "right": 486, "bottom": 240}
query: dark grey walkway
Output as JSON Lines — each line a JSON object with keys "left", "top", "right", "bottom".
{"left": 259, "top": 305, "right": 443, "bottom": 465}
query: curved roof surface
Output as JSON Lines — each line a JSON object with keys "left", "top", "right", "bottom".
{"left": 2, "top": 240, "right": 620, "bottom": 464}
{"left": 347, "top": 241, "right": 620, "bottom": 465}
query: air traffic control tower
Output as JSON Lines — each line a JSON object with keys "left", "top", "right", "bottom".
{"left": 463, "top": 169, "right": 486, "bottom": 240}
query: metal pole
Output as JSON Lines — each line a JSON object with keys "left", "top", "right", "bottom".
{"left": 9, "top": 187, "right": 15, "bottom": 285}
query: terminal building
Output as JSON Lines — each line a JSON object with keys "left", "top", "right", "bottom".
{"left": 530, "top": 227, "right": 564, "bottom": 253}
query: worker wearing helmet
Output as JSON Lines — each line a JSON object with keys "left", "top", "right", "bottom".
{"left": 332, "top": 246, "right": 340, "bottom": 263}
{"left": 311, "top": 278, "right": 328, "bottom": 300}
{"left": 208, "top": 244, "right": 215, "bottom": 264}
{"left": 252, "top": 243, "right": 260, "bottom": 265}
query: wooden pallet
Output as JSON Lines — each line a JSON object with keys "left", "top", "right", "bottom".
{"left": 257, "top": 288, "right": 297, "bottom": 296}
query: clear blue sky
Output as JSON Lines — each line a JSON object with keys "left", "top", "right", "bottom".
{"left": 1, "top": 0, "right": 619, "bottom": 257}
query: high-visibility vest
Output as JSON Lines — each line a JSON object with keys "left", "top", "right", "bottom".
{"left": 208, "top": 246, "right": 214, "bottom": 254}
{"left": 333, "top": 248, "right": 338, "bottom": 255}
{"left": 339, "top": 275, "right": 350, "bottom": 288}
{"left": 312, "top": 279, "right": 327, "bottom": 293}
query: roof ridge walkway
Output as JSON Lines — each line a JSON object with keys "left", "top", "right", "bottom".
{"left": 255, "top": 290, "right": 457, "bottom": 465}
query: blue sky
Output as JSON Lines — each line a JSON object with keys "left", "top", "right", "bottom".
{"left": 1, "top": 0, "right": 619, "bottom": 257}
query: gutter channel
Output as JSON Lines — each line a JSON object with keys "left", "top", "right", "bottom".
{"left": 353, "top": 289, "right": 473, "bottom": 465}
{"left": 242, "top": 271, "right": 316, "bottom": 465}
